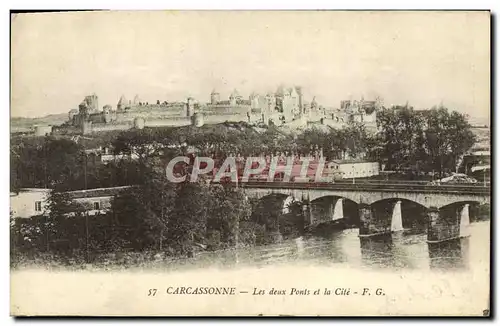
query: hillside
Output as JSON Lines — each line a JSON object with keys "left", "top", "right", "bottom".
{"left": 10, "top": 113, "right": 68, "bottom": 132}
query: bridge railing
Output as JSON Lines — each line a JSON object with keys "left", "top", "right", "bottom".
{"left": 235, "top": 180, "right": 490, "bottom": 195}
{"left": 222, "top": 177, "right": 490, "bottom": 188}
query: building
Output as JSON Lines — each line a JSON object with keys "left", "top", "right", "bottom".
{"left": 33, "top": 125, "right": 53, "bottom": 136}
{"left": 117, "top": 95, "right": 129, "bottom": 111}
{"left": 64, "top": 186, "right": 131, "bottom": 216}
{"left": 206, "top": 85, "right": 310, "bottom": 125}
{"left": 10, "top": 186, "right": 132, "bottom": 219}
{"left": 328, "top": 160, "right": 380, "bottom": 179}
{"left": 461, "top": 145, "right": 490, "bottom": 182}
{"left": 207, "top": 88, "right": 251, "bottom": 112}
{"left": 340, "top": 97, "right": 383, "bottom": 125}
{"left": 10, "top": 188, "right": 51, "bottom": 219}
{"left": 68, "top": 93, "right": 192, "bottom": 134}
{"left": 66, "top": 86, "right": 318, "bottom": 134}
{"left": 82, "top": 93, "right": 99, "bottom": 113}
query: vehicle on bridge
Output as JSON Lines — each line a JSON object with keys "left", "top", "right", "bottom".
{"left": 428, "top": 173, "right": 478, "bottom": 186}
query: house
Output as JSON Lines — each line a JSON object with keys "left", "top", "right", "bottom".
{"left": 64, "top": 186, "right": 132, "bottom": 216}
{"left": 328, "top": 160, "right": 380, "bottom": 179}
{"left": 10, "top": 186, "right": 132, "bottom": 219}
{"left": 84, "top": 146, "right": 140, "bottom": 164}
{"left": 10, "top": 188, "right": 51, "bottom": 218}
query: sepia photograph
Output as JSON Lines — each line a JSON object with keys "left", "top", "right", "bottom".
{"left": 9, "top": 10, "right": 491, "bottom": 316}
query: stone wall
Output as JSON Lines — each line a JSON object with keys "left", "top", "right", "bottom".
{"left": 90, "top": 122, "right": 132, "bottom": 133}
{"left": 144, "top": 118, "right": 191, "bottom": 128}
{"left": 203, "top": 114, "right": 249, "bottom": 125}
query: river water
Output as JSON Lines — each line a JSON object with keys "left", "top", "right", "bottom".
{"left": 165, "top": 220, "right": 490, "bottom": 273}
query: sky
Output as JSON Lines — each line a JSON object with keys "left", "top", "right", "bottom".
{"left": 11, "top": 11, "right": 490, "bottom": 120}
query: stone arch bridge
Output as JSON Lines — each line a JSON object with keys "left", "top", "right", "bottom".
{"left": 240, "top": 181, "right": 490, "bottom": 243}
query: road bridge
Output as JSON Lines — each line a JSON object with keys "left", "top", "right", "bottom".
{"left": 239, "top": 181, "right": 490, "bottom": 243}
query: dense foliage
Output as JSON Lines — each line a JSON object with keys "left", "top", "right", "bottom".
{"left": 10, "top": 105, "right": 479, "bottom": 264}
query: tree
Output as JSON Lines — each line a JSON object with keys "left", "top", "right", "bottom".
{"left": 111, "top": 170, "right": 177, "bottom": 251}
{"left": 376, "top": 105, "right": 427, "bottom": 171}
{"left": 45, "top": 190, "right": 78, "bottom": 252}
{"left": 205, "top": 185, "right": 252, "bottom": 249}
{"left": 423, "top": 107, "right": 476, "bottom": 177}
{"left": 342, "top": 121, "right": 371, "bottom": 159}
{"left": 10, "top": 136, "right": 83, "bottom": 190}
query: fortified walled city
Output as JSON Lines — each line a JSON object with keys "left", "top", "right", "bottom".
{"left": 32, "top": 85, "right": 382, "bottom": 136}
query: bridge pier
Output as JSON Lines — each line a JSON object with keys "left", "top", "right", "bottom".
{"left": 302, "top": 202, "right": 313, "bottom": 226}
{"left": 359, "top": 203, "right": 389, "bottom": 237}
{"left": 427, "top": 204, "right": 470, "bottom": 243}
{"left": 308, "top": 198, "right": 345, "bottom": 226}
{"left": 391, "top": 200, "right": 404, "bottom": 232}
{"left": 459, "top": 204, "right": 471, "bottom": 238}
{"left": 359, "top": 202, "right": 406, "bottom": 238}
{"left": 333, "top": 198, "right": 344, "bottom": 221}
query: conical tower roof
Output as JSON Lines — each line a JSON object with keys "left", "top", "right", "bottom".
{"left": 275, "top": 84, "right": 285, "bottom": 96}
{"left": 118, "top": 95, "right": 128, "bottom": 106}
{"left": 230, "top": 89, "right": 240, "bottom": 98}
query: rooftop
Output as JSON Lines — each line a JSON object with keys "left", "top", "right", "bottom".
{"left": 331, "top": 159, "right": 378, "bottom": 165}
{"left": 63, "top": 186, "right": 133, "bottom": 200}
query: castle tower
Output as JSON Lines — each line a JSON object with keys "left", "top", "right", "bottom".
{"left": 290, "top": 87, "right": 299, "bottom": 118}
{"left": 83, "top": 93, "right": 99, "bottom": 112}
{"left": 133, "top": 94, "right": 141, "bottom": 105}
{"left": 311, "top": 97, "right": 318, "bottom": 112}
{"left": 117, "top": 95, "right": 128, "bottom": 111}
{"left": 210, "top": 89, "right": 220, "bottom": 105}
{"left": 78, "top": 101, "right": 90, "bottom": 117}
{"left": 229, "top": 89, "right": 239, "bottom": 106}
{"left": 103, "top": 104, "right": 113, "bottom": 123}
{"left": 68, "top": 109, "right": 78, "bottom": 122}
{"left": 249, "top": 92, "right": 259, "bottom": 111}
{"left": 262, "top": 92, "right": 276, "bottom": 126}
{"left": 186, "top": 97, "right": 195, "bottom": 117}
{"left": 295, "top": 86, "right": 303, "bottom": 113}
{"left": 191, "top": 112, "right": 204, "bottom": 127}
{"left": 281, "top": 87, "right": 296, "bottom": 121}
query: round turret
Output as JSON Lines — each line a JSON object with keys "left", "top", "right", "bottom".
{"left": 134, "top": 117, "right": 145, "bottom": 130}
{"left": 210, "top": 89, "right": 220, "bottom": 105}
{"left": 191, "top": 112, "right": 204, "bottom": 127}
{"left": 186, "top": 97, "right": 195, "bottom": 117}
{"left": 68, "top": 109, "right": 78, "bottom": 121}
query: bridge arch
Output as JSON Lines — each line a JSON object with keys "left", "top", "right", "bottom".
{"left": 250, "top": 193, "right": 305, "bottom": 240}
{"left": 309, "top": 195, "right": 360, "bottom": 226}
{"left": 439, "top": 200, "right": 481, "bottom": 211}
{"left": 254, "top": 193, "right": 301, "bottom": 214}
{"left": 308, "top": 191, "right": 361, "bottom": 204}
{"left": 369, "top": 198, "right": 428, "bottom": 232}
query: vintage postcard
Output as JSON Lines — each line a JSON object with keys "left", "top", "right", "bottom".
{"left": 10, "top": 10, "right": 491, "bottom": 316}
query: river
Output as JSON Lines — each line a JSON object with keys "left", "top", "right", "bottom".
{"left": 159, "top": 220, "right": 490, "bottom": 274}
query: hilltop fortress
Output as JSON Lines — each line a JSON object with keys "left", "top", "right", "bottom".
{"left": 58, "top": 86, "right": 381, "bottom": 135}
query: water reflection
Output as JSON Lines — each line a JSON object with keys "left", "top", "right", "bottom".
{"left": 179, "top": 221, "right": 486, "bottom": 272}
{"left": 428, "top": 237, "right": 470, "bottom": 271}
{"left": 359, "top": 231, "right": 430, "bottom": 270}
